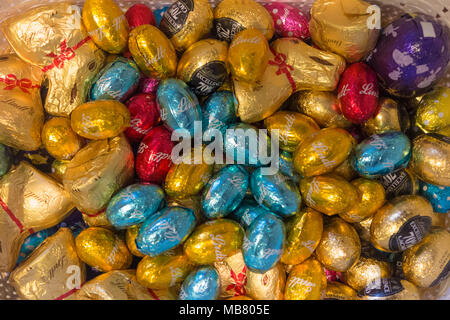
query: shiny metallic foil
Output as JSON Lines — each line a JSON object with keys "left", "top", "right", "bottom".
{"left": 2, "top": 3, "right": 106, "bottom": 116}
{"left": 332, "top": 158, "right": 358, "bottom": 181}
{"left": 82, "top": 210, "right": 113, "bottom": 229}
{"left": 309, "top": 0, "right": 379, "bottom": 62}
{"left": 167, "top": 195, "right": 205, "bottom": 225}
{"left": 246, "top": 263, "right": 285, "bottom": 300}
{"left": 360, "top": 278, "right": 420, "bottom": 300}
{"left": 125, "top": 224, "right": 145, "bottom": 257}
{"left": 363, "top": 97, "right": 410, "bottom": 136}
{"left": 344, "top": 257, "right": 392, "bottom": 292}
{"left": 10, "top": 228, "right": 85, "bottom": 300}
{"left": 354, "top": 216, "right": 373, "bottom": 243}
{"left": 63, "top": 135, "right": 134, "bottom": 215}
{"left": 285, "top": 258, "right": 326, "bottom": 300}
{"left": 416, "top": 87, "right": 450, "bottom": 134}
{"left": 323, "top": 282, "right": 358, "bottom": 300}
{"left": 214, "top": 251, "right": 247, "bottom": 299}
{"left": 0, "top": 161, "right": 74, "bottom": 272}
{"left": 0, "top": 54, "right": 43, "bottom": 151}
{"left": 42, "top": 117, "right": 83, "bottom": 160}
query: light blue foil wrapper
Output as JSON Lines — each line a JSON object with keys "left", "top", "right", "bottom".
{"left": 154, "top": 6, "right": 169, "bottom": 26}
{"left": 16, "top": 227, "right": 58, "bottom": 265}
{"left": 250, "top": 167, "right": 301, "bottom": 218}
{"left": 352, "top": 131, "right": 411, "bottom": 178}
{"left": 179, "top": 266, "right": 220, "bottom": 300}
{"left": 279, "top": 150, "right": 302, "bottom": 183}
{"left": 201, "top": 165, "right": 249, "bottom": 219}
{"left": 90, "top": 57, "right": 140, "bottom": 102}
{"left": 230, "top": 199, "right": 272, "bottom": 229}
{"left": 243, "top": 213, "right": 285, "bottom": 273}
{"left": 156, "top": 79, "right": 202, "bottom": 136}
{"left": 136, "top": 206, "right": 196, "bottom": 256}
{"left": 106, "top": 183, "right": 165, "bottom": 229}
{"left": 0, "top": 143, "right": 11, "bottom": 177}
{"left": 419, "top": 181, "right": 450, "bottom": 213}
{"left": 202, "top": 91, "right": 237, "bottom": 136}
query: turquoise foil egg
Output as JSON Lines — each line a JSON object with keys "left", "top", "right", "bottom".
{"left": 419, "top": 181, "right": 450, "bottom": 213}
{"left": 179, "top": 266, "right": 220, "bottom": 300}
{"left": 230, "top": 198, "right": 272, "bottom": 229}
{"left": 250, "top": 167, "right": 301, "bottom": 218}
{"left": 243, "top": 213, "right": 285, "bottom": 273}
{"left": 352, "top": 131, "right": 411, "bottom": 178}
{"left": 279, "top": 150, "right": 302, "bottom": 183}
{"left": 201, "top": 165, "right": 249, "bottom": 219}
{"left": 90, "top": 57, "right": 140, "bottom": 102}
{"left": 156, "top": 79, "right": 202, "bottom": 136}
{"left": 0, "top": 143, "right": 11, "bottom": 177}
{"left": 202, "top": 91, "right": 236, "bottom": 136}
{"left": 106, "top": 183, "right": 165, "bottom": 229}
{"left": 136, "top": 206, "right": 196, "bottom": 257}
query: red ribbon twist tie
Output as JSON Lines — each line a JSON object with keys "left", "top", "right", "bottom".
{"left": 268, "top": 48, "right": 296, "bottom": 93}
{"left": 0, "top": 74, "right": 40, "bottom": 94}
{"left": 42, "top": 37, "right": 91, "bottom": 73}
{"left": 0, "top": 197, "right": 34, "bottom": 234}
{"left": 226, "top": 266, "right": 247, "bottom": 296}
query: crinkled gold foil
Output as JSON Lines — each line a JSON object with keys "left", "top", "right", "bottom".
{"left": 285, "top": 258, "right": 326, "bottom": 300}
{"left": 344, "top": 257, "right": 392, "bottom": 292}
{"left": 42, "top": 117, "right": 83, "bottom": 160}
{"left": 332, "top": 158, "right": 358, "bottom": 181}
{"left": 353, "top": 216, "right": 373, "bottom": 243}
{"left": 361, "top": 279, "right": 421, "bottom": 300}
{"left": 126, "top": 224, "right": 145, "bottom": 258}
{"left": 245, "top": 263, "right": 285, "bottom": 300}
{"left": 415, "top": 87, "right": 450, "bottom": 134}
{"left": 227, "top": 295, "right": 253, "bottom": 300}
{"left": 323, "top": 282, "right": 358, "bottom": 300}
{"left": 10, "top": 228, "right": 85, "bottom": 300}
{"left": 363, "top": 97, "right": 410, "bottom": 136}
{"left": 214, "top": 250, "right": 248, "bottom": 299}
{"left": 51, "top": 159, "right": 70, "bottom": 183}
{"left": 82, "top": 210, "right": 114, "bottom": 229}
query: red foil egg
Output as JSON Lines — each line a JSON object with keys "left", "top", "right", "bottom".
{"left": 136, "top": 126, "right": 174, "bottom": 184}
{"left": 264, "top": 3, "right": 310, "bottom": 40}
{"left": 325, "top": 268, "right": 343, "bottom": 282}
{"left": 139, "top": 77, "right": 160, "bottom": 95}
{"left": 125, "top": 4, "right": 156, "bottom": 30}
{"left": 125, "top": 93, "right": 161, "bottom": 144}
{"left": 338, "top": 63, "right": 379, "bottom": 124}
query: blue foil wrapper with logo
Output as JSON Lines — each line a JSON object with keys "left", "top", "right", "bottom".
{"left": 279, "top": 150, "right": 302, "bottom": 183}
{"left": 230, "top": 199, "right": 272, "bottom": 229}
{"left": 179, "top": 266, "right": 220, "bottom": 300}
{"left": 419, "top": 180, "right": 450, "bottom": 213}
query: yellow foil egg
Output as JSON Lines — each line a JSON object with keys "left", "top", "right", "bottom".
{"left": 370, "top": 195, "right": 435, "bottom": 253}
{"left": 42, "top": 117, "right": 83, "bottom": 160}
{"left": 345, "top": 257, "right": 392, "bottom": 292}
{"left": 128, "top": 24, "right": 178, "bottom": 78}
{"left": 264, "top": 111, "right": 320, "bottom": 153}
{"left": 363, "top": 97, "right": 410, "bottom": 136}
{"left": 299, "top": 174, "right": 359, "bottom": 216}
{"left": 332, "top": 158, "right": 358, "bottom": 181}
{"left": 402, "top": 227, "right": 450, "bottom": 288}
{"left": 136, "top": 247, "right": 194, "bottom": 289}
{"left": 70, "top": 100, "right": 130, "bottom": 140}
{"left": 285, "top": 258, "right": 327, "bottom": 300}
{"left": 415, "top": 87, "right": 450, "bottom": 134}
{"left": 82, "top": 0, "right": 129, "bottom": 54}
{"left": 339, "top": 178, "right": 386, "bottom": 223}
{"left": 75, "top": 227, "right": 132, "bottom": 272}
{"left": 228, "top": 29, "right": 269, "bottom": 83}
{"left": 323, "top": 282, "right": 358, "bottom": 300}
{"left": 281, "top": 208, "right": 323, "bottom": 266}
{"left": 245, "top": 263, "right": 286, "bottom": 300}
{"left": 125, "top": 224, "right": 145, "bottom": 258}
{"left": 184, "top": 219, "right": 244, "bottom": 265}
{"left": 360, "top": 279, "right": 420, "bottom": 300}
{"left": 293, "top": 128, "right": 355, "bottom": 178}
{"left": 316, "top": 217, "right": 361, "bottom": 272}
{"left": 354, "top": 216, "right": 373, "bottom": 243}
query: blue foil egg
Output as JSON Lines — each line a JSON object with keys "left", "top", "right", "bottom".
{"left": 230, "top": 199, "right": 272, "bottom": 229}
{"left": 202, "top": 91, "right": 236, "bottom": 136}
{"left": 136, "top": 206, "right": 196, "bottom": 256}
{"left": 201, "top": 165, "right": 249, "bottom": 219}
{"left": 279, "top": 150, "right": 301, "bottom": 183}
{"left": 419, "top": 181, "right": 450, "bottom": 213}
{"left": 106, "top": 183, "right": 165, "bottom": 229}
{"left": 90, "top": 57, "right": 140, "bottom": 102}
{"left": 0, "top": 143, "right": 11, "bottom": 177}
{"left": 179, "top": 266, "right": 220, "bottom": 300}
{"left": 156, "top": 79, "right": 202, "bottom": 136}
{"left": 243, "top": 213, "right": 285, "bottom": 273}
{"left": 352, "top": 131, "right": 411, "bottom": 178}
{"left": 250, "top": 167, "right": 301, "bottom": 218}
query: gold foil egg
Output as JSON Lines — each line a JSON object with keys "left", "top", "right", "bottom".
{"left": 51, "top": 159, "right": 70, "bottom": 182}
{"left": 285, "top": 258, "right": 327, "bottom": 300}
{"left": 227, "top": 295, "right": 253, "bottom": 300}
{"left": 281, "top": 208, "right": 323, "bottom": 266}
{"left": 228, "top": 29, "right": 269, "bottom": 83}
{"left": 360, "top": 278, "right": 420, "bottom": 300}
{"left": 345, "top": 257, "right": 392, "bottom": 292}
{"left": 354, "top": 216, "right": 373, "bottom": 243}
{"left": 339, "top": 178, "right": 386, "bottom": 223}
{"left": 128, "top": 24, "right": 177, "bottom": 79}
{"left": 293, "top": 128, "right": 355, "bottom": 178}
{"left": 125, "top": 224, "right": 145, "bottom": 257}
{"left": 245, "top": 263, "right": 286, "bottom": 300}
{"left": 300, "top": 174, "right": 359, "bottom": 216}
{"left": 82, "top": 0, "right": 129, "bottom": 54}
{"left": 214, "top": 251, "right": 248, "bottom": 299}
{"left": 264, "top": 111, "right": 320, "bottom": 153}
{"left": 323, "top": 282, "right": 358, "bottom": 300}
{"left": 332, "top": 157, "right": 358, "bottom": 181}
{"left": 402, "top": 227, "right": 450, "bottom": 288}
{"left": 184, "top": 219, "right": 244, "bottom": 265}
{"left": 70, "top": 100, "right": 130, "bottom": 140}
{"left": 309, "top": 0, "right": 380, "bottom": 62}
{"left": 316, "top": 217, "right": 361, "bottom": 272}
{"left": 75, "top": 227, "right": 132, "bottom": 272}
{"left": 42, "top": 117, "right": 83, "bottom": 160}
{"left": 370, "top": 195, "right": 435, "bottom": 253}
{"left": 415, "top": 87, "right": 450, "bottom": 134}
{"left": 159, "top": 0, "right": 213, "bottom": 53}
{"left": 363, "top": 97, "right": 410, "bottom": 136}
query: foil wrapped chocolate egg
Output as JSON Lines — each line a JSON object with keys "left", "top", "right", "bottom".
{"left": 156, "top": 79, "right": 202, "bottom": 136}
{"left": 419, "top": 181, "right": 450, "bottom": 213}
{"left": 332, "top": 157, "right": 358, "bottom": 181}
{"left": 264, "top": 111, "right": 320, "bottom": 153}
{"left": 228, "top": 29, "right": 269, "bottom": 83}
{"left": 213, "top": 0, "right": 274, "bottom": 43}
{"left": 300, "top": 174, "right": 359, "bottom": 216}
{"left": 75, "top": 227, "right": 132, "bottom": 272}
{"left": 184, "top": 219, "right": 244, "bottom": 264}
{"left": 243, "top": 213, "right": 285, "bottom": 273}
{"left": 370, "top": 195, "right": 434, "bottom": 253}
{"left": 264, "top": 3, "right": 310, "bottom": 40}
{"left": 155, "top": 6, "right": 169, "bottom": 26}
{"left": 125, "top": 224, "right": 145, "bottom": 257}
{"left": 281, "top": 208, "right": 323, "bottom": 266}
{"left": 250, "top": 167, "right": 301, "bottom": 218}
{"left": 279, "top": 151, "right": 302, "bottom": 184}
{"left": 354, "top": 217, "right": 373, "bottom": 243}
{"left": 415, "top": 87, "right": 450, "bottom": 134}
{"left": 285, "top": 258, "right": 327, "bottom": 300}
{"left": 106, "top": 183, "right": 165, "bottom": 229}
{"left": 201, "top": 165, "right": 249, "bottom": 219}
{"left": 70, "top": 100, "right": 130, "bottom": 140}
{"left": 160, "top": 0, "right": 213, "bottom": 53}
{"left": 323, "top": 282, "right": 358, "bottom": 300}
{"left": 128, "top": 25, "right": 177, "bottom": 78}
{"left": 179, "top": 266, "right": 220, "bottom": 300}
{"left": 230, "top": 199, "right": 271, "bottom": 230}
{"left": 293, "top": 128, "right": 355, "bottom": 178}
{"left": 360, "top": 278, "right": 420, "bottom": 300}
{"left": 378, "top": 169, "right": 419, "bottom": 200}
{"left": 309, "top": 0, "right": 379, "bottom": 63}
{"left": 245, "top": 263, "right": 285, "bottom": 300}
{"left": 366, "top": 14, "right": 449, "bottom": 98}
{"left": 177, "top": 39, "right": 228, "bottom": 96}
{"left": 125, "top": 4, "right": 156, "bottom": 30}
{"left": 41, "top": 117, "right": 83, "bottom": 160}
{"left": 139, "top": 77, "right": 160, "bottom": 95}
{"left": 345, "top": 257, "right": 392, "bottom": 292}
{"left": 125, "top": 93, "right": 161, "bottom": 144}
{"left": 352, "top": 132, "right": 411, "bottom": 178}
{"left": 202, "top": 91, "right": 236, "bottom": 136}
{"left": 136, "top": 206, "right": 196, "bottom": 257}
{"left": 0, "top": 144, "right": 11, "bottom": 177}
{"left": 402, "top": 227, "right": 450, "bottom": 288}
{"left": 316, "top": 217, "right": 361, "bottom": 272}
{"left": 409, "top": 134, "right": 449, "bottom": 186}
